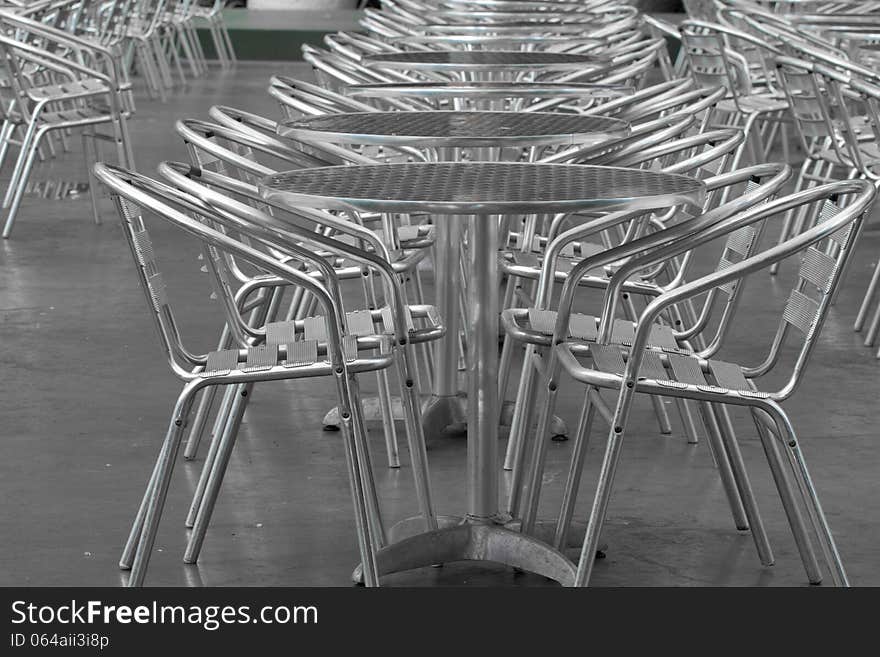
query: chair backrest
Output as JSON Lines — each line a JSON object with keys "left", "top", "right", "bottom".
{"left": 680, "top": 21, "right": 751, "bottom": 103}
{"left": 620, "top": 179, "right": 876, "bottom": 398}
{"left": 839, "top": 71, "right": 880, "bottom": 180}
{"left": 580, "top": 77, "right": 695, "bottom": 119}
{"left": 92, "top": 162, "right": 347, "bottom": 377}
{"left": 173, "top": 120, "right": 398, "bottom": 255}
{"left": 683, "top": 0, "right": 719, "bottom": 21}
{"left": 774, "top": 55, "right": 839, "bottom": 157}
{"left": 269, "top": 74, "right": 392, "bottom": 118}
{"left": 538, "top": 162, "right": 791, "bottom": 326}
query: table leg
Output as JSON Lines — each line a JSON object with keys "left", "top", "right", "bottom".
{"left": 466, "top": 213, "right": 499, "bottom": 521}
{"left": 349, "top": 215, "right": 578, "bottom": 586}
{"left": 422, "top": 214, "right": 467, "bottom": 443}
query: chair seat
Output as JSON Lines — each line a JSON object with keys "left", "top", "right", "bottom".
{"left": 203, "top": 305, "right": 442, "bottom": 378}
{"left": 36, "top": 104, "right": 115, "bottom": 127}
{"left": 718, "top": 95, "right": 788, "bottom": 115}
{"left": 27, "top": 78, "right": 110, "bottom": 103}
{"left": 516, "top": 307, "right": 686, "bottom": 351}
{"left": 572, "top": 342, "right": 771, "bottom": 400}
{"left": 500, "top": 233, "right": 611, "bottom": 280}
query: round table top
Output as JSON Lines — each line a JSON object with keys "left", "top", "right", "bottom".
{"left": 362, "top": 50, "right": 598, "bottom": 71}
{"left": 406, "top": 21, "right": 607, "bottom": 35}
{"left": 343, "top": 81, "right": 631, "bottom": 100}
{"left": 420, "top": 9, "right": 609, "bottom": 21}
{"left": 259, "top": 162, "right": 706, "bottom": 216}
{"left": 435, "top": 0, "right": 591, "bottom": 9}
{"left": 277, "top": 110, "right": 629, "bottom": 149}
{"left": 397, "top": 33, "right": 598, "bottom": 46}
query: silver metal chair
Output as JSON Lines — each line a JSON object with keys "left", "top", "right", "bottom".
{"left": 529, "top": 178, "right": 876, "bottom": 586}
{"left": 501, "top": 131, "right": 763, "bottom": 473}
{"left": 680, "top": 19, "right": 790, "bottom": 168}
{"left": 172, "top": 116, "right": 437, "bottom": 469}
{"left": 192, "top": 0, "right": 235, "bottom": 69}
{"left": 156, "top": 158, "right": 442, "bottom": 571}
{"left": 93, "top": 162, "right": 427, "bottom": 588}
{"left": 0, "top": 10, "right": 135, "bottom": 238}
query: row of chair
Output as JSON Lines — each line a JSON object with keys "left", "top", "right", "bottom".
{"left": 0, "top": 0, "right": 237, "bottom": 239}
{"left": 92, "top": 1, "right": 876, "bottom": 588}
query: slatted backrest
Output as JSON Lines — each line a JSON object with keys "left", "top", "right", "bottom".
{"left": 681, "top": 27, "right": 741, "bottom": 96}
{"left": 776, "top": 57, "right": 838, "bottom": 158}
{"left": 683, "top": 0, "right": 718, "bottom": 21}
{"left": 112, "top": 193, "right": 186, "bottom": 372}
{"left": 781, "top": 198, "right": 852, "bottom": 339}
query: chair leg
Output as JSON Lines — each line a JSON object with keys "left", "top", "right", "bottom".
{"left": 3, "top": 120, "right": 39, "bottom": 209}
{"left": 698, "top": 400, "right": 749, "bottom": 531}
{"left": 334, "top": 371, "right": 379, "bottom": 586}
{"left": 184, "top": 383, "right": 249, "bottom": 564}
{"left": 395, "top": 346, "right": 438, "bottom": 530}
{"left": 3, "top": 127, "right": 47, "bottom": 239}
{"left": 183, "top": 381, "right": 220, "bottom": 461}
{"left": 503, "top": 342, "right": 540, "bottom": 490}
{"left": 862, "top": 286, "right": 880, "bottom": 347}
{"left": 347, "top": 373, "right": 388, "bottom": 551}
{"left": 519, "top": 350, "right": 566, "bottom": 534}
{"left": 375, "top": 368, "right": 401, "bottom": 468}
{"left": 185, "top": 392, "right": 226, "bottom": 526}
{"left": 767, "top": 408, "right": 848, "bottom": 586}
{"left": 497, "top": 333, "right": 514, "bottom": 411}
{"left": 711, "top": 403, "right": 774, "bottom": 566}
{"left": 126, "top": 383, "right": 200, "bottom": 586}
{"left": 751, "top": 410, "right": 823, "bottom": 584}
{"left": 553, "top": 386, "right": 596, "bottom": 549}
{"left": 573, "top": 410, "right": 630, "bottom": 587}
{"left": 0, "top": 119, "right": 17, "bottom": 171}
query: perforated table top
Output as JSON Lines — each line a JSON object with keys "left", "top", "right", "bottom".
{"left": 398, "top": 32, "right": 598, "bottom": 45}
{"left": 362, "top": 49, "right": 597, "bottom": 71}
{"left": 436, "top": 0, "right": 591, "bottom": 8}
{"left": 277, "top": 110, "right": 629, "bottom": 148}
{"left": 344, "top": 81, "right": 631, "bottom": 100}
{"left": 260, "top": 162, "right": 706, "bottom": 215}
{"left": 407, "top": 22, "right": 608, "bottom": 35}
{"left": 421, "top": 10, "right": 602, "bottom": 20}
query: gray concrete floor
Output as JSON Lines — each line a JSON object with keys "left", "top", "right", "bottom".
{"left": 1, "top": 62, "right": 878, "bottom": 587}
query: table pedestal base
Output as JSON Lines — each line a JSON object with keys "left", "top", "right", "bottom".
{"left": 352, "top": 515, "right": 607, "bottom": 585}
{"left": 357, "top": 519, "right": 577, "bottom": 586}
{"left": 421, "top": 393, "right": 468, "bottom": 443}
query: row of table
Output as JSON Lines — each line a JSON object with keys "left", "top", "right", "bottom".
{"left": 258, "top": 7, "right": 706, "bottom": 586}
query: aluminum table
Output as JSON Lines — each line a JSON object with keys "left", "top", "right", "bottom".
{"left": 362, "top": 50, "right": 601, "bottom": 78}
{"left": 433, "top": 0, "right": 597, "bottom": 9}
{"left": 260, "top": 162, "right": 705, "bottom": 585}
{"left": 344, "top": 80, "right": 631, "bottom": 111}
{"left": 395, "top": 32, "right": 600, "bottom": 50}
{"left": 276, "top": 110, "right": 630, "bottom": 443}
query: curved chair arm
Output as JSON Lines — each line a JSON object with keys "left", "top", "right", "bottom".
{"left": 619, "top": 179, "right": 875, "bottom": 401}
{"left": 548, "top": 163, "right": 792, "bottom": 344}
{"left": 159, "top": 162, "right": 415, "bottom": 348}
{"left": 0, "top": 9, "right": 125, "bottom": 90}
{"left": 94, "top": 163, "right": 350, "bottom": 377}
